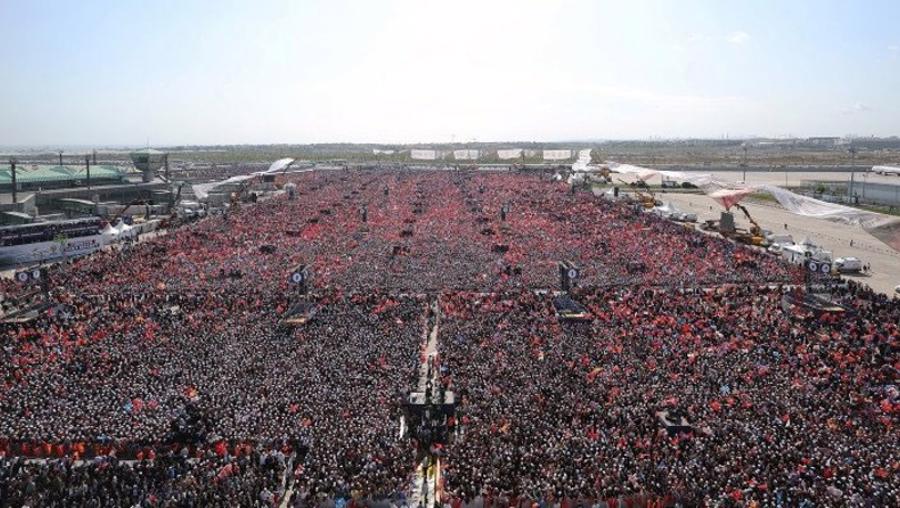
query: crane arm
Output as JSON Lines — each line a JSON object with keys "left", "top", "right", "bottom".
{"left": 736, "top": 204, "right": 762, "bottom": 232}
{"left": 110, "top": 199, "right": 147, "bottom": 224}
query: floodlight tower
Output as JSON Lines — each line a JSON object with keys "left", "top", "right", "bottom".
{"left": 85, "top": 155, "right": 91, "bottom": 189}
{"left": 9, "top": 158, "right": 17, "bottom": 204}
{"left": 848, "top": 145, "right": 858, "bottom": 204}
{"left": 741, "top": 143, "right": 749, "bottom": 183}
{"left": 130, "top": 148, "right": 167, "bottom": 183}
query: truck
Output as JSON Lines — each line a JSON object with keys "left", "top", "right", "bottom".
{"left": 833, "top": 257, "right": 862, "bottom": 273}
{"left": 766, "top": 233, "right": 794, "bottom": 246}
{"left": 871, "top": 165, "right": 900, "bottom": 176}
{"left": 781, "top": 240, "right": 832, "bottom": 266}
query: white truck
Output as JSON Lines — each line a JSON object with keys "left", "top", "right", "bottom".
{"left": 871, "top": 165, "right": 900, "bottom": 176}
{"left": 766, "top": 233, "right": 794, "bottom": 246}
{"left": 781, "top": 240, "right": 833, "bottom": 266}
{"left": 834, "top": 257, "right": 863, "bottom": 273}
{"left": 766, "top": 233, "right": 794, "bottom": 254}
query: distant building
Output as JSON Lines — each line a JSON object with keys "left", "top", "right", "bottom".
{"left": 806, "top": 137, "right": 842, "bottom": 148}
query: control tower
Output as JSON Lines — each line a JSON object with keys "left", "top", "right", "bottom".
{"left": 129, "top": 148, "right": 168, "bottom": 182}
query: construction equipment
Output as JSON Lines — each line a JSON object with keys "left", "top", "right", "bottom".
{"left": 618, "top": 179, "right": 658, "bottom": 209}
{"left": 109, "top": 199, "right": 150, "bottom": 225}
{"left": 713, "top": 210, "right": 766, "bottom": 247}
{"left": 593, "top": 164, "right": 613, "bottom": 183}
{"left": 172, "top": 182, "right": 185, "bottom": 205}
{"left": 159, "top": 183, "right": 189, "bottom": 228}
{"left": 734, "top": 204, "right": 766, "bottom": 245}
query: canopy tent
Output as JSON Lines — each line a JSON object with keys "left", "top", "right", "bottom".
{"left": 191, "top": 158, "right": 295, "bottom": 200}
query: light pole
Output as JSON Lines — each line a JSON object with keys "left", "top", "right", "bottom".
{"left": 741, "top": 143, "right": 749, "bottom": 183}
{"left": 848, "top": 145, "right": 858, "bottom": 204}
{"left": 9, "top": 158, "right": 17, "bottom": 204}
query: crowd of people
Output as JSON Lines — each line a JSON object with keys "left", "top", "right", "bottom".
{"left": 1, "top": 448, "right": 289, "bottom": 507}
{"left": 1, "top": 287, "right": 424, "bottom": 502}
{"left": 437, "top": 284, "right": 898, "bottom": 506}
{"left": 0, "top": 169, "right": 894, "bottom": 506}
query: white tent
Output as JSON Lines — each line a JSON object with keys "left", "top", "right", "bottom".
{"left": 115, "top": 222, "right": 137, "bottom": 239}
{"left": 191, "top": 158, "right": 295, "bottom": 200}
{"left": 100, "top": 223, "right": 119, "bottom": 244}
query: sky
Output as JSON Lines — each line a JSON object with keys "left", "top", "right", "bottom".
{"left": 1, "top": 0, "right": 899, "bottom": 146}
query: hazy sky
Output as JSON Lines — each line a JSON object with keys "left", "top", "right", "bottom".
{"left": 2, "top": 0, "right": 899, "bottom": 146}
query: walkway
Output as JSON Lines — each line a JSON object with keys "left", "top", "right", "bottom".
{"left": 409, "top": 299, "right": 441, "bottom": 508}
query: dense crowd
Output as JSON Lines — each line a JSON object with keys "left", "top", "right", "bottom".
{"left": 0, "top": 169, "right": 893, "bottom": 506}
{"left": 0, "top": 289, "right": 423, "bottom": 503}
{"left": 437, "top": 284, "right": 898, "bottom": 506}
{"left": 0, "top": 449, "right": 288, "bottom": 507}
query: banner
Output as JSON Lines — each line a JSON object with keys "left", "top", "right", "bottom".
{"left": 453, "top": 149, "right": 479, "bottom": 160}
{"left": 410, "top": 149, "right": 437, "bottom": 160}
{"left": 497, "top": 149, "right": 523, "bottom": 160}
{"left": 707, "top": 188, "right": 756, "bottom": 210}
{"left": 543, "top": 149, "right": 573, "bottom": 161}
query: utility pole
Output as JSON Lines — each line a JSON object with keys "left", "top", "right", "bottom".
{"left": 85, "top": 155, "right": 91, "bottom": 189}
{"left": 58, "top": 151, "right": 64, "bottom": 167}
{"left": 741, "top": 143, "right": 749, "bottom": 183}
{"left": 10, "top": 158, "right": 17, "bottom": 204}
{"left": 848, "top": 145, "right": 858, "bottom": 204}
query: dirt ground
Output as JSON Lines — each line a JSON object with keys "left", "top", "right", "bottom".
{"left": 657, "top": 192, "right": 900, "bottom": 296}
